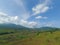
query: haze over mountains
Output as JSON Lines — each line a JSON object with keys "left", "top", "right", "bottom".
{"left": 0, "top": 23, "right": 59, "bottom": 31}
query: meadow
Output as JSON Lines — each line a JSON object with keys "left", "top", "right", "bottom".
{"left": 0, "top": 28, "right": 60, "bottom": 45}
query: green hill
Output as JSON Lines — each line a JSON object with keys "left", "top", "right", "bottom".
{"left": 0, "top": 24, "right": 60, "bottom": 45}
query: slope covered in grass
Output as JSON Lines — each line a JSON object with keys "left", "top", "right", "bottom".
{"left": 0, "top": 28, "right": 60, "bottom": 45}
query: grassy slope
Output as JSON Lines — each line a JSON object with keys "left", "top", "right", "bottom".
{"left": 0, "top": 28, "right": 60, "bottom": 45}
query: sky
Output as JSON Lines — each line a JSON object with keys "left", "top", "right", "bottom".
{"left": 0, "top": 0, "right": 60, "bottom": 28}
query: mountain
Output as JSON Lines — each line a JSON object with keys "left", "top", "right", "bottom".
{"left": 33, "top": 27, "right": 60, "bottom": 32}
{"left": 0, "top": 23, "right": 27, "bottom": 29}
{"left": 34, "top": 27, "right": 54, "bottom": 29}
{"left": 0, "top": 23, "right": 59, "bottom": 31}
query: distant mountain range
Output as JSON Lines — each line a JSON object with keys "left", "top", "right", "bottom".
{"left": 0, "top": 23, "right": 26, "bottom": 29}
{"left": 32, "top": 27, "right": 60, "bottom": 32}
{"left": 0, "top": 23, "right": 59, "bottom": 31}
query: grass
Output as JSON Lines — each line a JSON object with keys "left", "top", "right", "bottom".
{"left": 0, "top": 28, "right": 60, "bottom": 45}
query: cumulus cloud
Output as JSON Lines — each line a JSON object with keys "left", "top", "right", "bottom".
{"left": 35, "top": 16, "right": 48, "bottom": 19}
{"left": 32, "top": 0, "right": 51, "bottom": 15}
{"left": 0, "top": 12, "right": 37, "bottom": 28}
{"left": 0, "top": 0, "right": 53, "bottom": 28}
{"left": 0, "top": 12, "right": 8, "bottom": 16}
{"left": 20, "top": 19, "right": 37, "bottom": 28}
{"left": 0, "top": 0, "right": 38, "bottom": 28}
{"left": 0, "top": 12, "right": 19, "bottom": 24}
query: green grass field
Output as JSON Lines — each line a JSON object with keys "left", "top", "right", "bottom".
{"left": 0, "top": 28, "right": 60, "bottom": 45}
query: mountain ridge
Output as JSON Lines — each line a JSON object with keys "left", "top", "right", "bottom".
{"left": 0, "top": 23, "right": 60, "bottom": 31}
{"left": 0, "top": 23, "right": 27, "bottom": 29}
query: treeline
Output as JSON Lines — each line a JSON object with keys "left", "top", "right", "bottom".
{"left": 0, "top": 32, "right": 14, "bottom": 35}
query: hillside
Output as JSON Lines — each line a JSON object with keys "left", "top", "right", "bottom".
{"left": 0, "top": 25, "right": 60, "bottom": 45}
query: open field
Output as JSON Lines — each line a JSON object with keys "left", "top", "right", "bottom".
{"left": 0, "top": 28, "right": 60, "bottom": 45}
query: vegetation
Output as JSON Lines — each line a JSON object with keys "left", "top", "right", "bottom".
{"left": 0, "top": 28, "right": 60, "bottom": 45}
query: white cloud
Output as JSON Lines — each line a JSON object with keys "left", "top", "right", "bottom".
{"left": 32, "top": 0, "right": 51, "bottom": 15}
{"left": 20, "top": 20, "right": 28, "bottom": 25}
{"left": 35, "top": 16, "right": 48, "bottom": 19}
{"left": 0, "top": 12, "right": 7, "bottom": 16}
{"left": 41, "top": 6, "right": 49, "bottom": 13}
{"left": 28, "top": 22, "right": 37, "bottom": 28}
{"left": 20, "top": 19, "right": 37, "bottom": 28}
{"left": 35, "top": 16, "right": 43, "bottom": 19}
{"left": 0, "top": 12, "right": 37, "bottom": 28}
{"left": 0, "top": 0, "right": 53, "bottom": 28}
{"left": 0, "top": 12, "right": 19, "bottom": 24}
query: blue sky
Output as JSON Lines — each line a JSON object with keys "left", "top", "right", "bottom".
{"left": 0, "top": 0, "right": 60, "bottom": 28}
